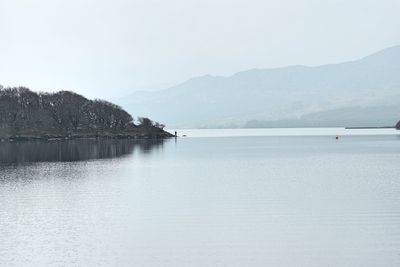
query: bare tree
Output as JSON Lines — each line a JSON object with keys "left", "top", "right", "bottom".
{"left": 0, "top": 87, "right": 167, "bottom": 138}
{"left": 138, "top": 117, "right": 154, "bottom": 127}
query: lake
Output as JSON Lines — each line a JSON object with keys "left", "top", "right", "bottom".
{"left": 1, "top": 128, "right": 400, "bottom": 266}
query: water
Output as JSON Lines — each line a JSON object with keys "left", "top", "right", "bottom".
{"left": 0, "top": 139, "right": 164, "bottom": 164}
{"left": 1, "top": 128, "right": 400, "bottom": 266}
{"left": 170, "top": 127, "right": 399, "bottom": 137}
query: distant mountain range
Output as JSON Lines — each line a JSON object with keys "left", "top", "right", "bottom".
{"left": 114, "top": 45, "right": 400, "bottom": 128}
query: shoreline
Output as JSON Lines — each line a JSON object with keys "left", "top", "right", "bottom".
{"left": 0, "top": 132, "right": 174, "bottom": 142}
{"left": 345, "top": 126, "right": 395, "bottom": 130}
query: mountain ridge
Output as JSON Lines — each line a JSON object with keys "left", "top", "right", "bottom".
{"left": 115, "top": 45, "right": 400, "bottom": 128}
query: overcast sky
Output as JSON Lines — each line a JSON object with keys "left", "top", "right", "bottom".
{"left": 0, "top": 0, "right": 399, "bottom": 98}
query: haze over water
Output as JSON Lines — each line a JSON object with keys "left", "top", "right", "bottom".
{"left": 1, "top": 128, "right": 400, "bottom": 266}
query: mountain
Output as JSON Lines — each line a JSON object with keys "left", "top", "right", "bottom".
{"left": 0, "top": 87, "right": 172, "bottom": 140}
{"left": 115, "top": 46, "right": 400, "bottom": 128}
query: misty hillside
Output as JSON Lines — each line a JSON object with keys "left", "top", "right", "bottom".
{"left": 115, "top": 46, "right": 400, "bottom": 128}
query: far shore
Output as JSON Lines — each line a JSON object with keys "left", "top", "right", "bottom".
{"left": 345, "top": 126, "right": 396, "bottom": 129}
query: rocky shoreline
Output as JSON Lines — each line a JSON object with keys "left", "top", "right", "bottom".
{"left": 0, "top": 130, "right": 174, "bottom": 142}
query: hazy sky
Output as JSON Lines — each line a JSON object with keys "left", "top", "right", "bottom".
{"left": 0, "top": 0, "right": 399, "bottom": 98}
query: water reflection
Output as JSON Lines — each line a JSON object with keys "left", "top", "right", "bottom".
{"left": 0, "top": 139, "right": 165, "bottom": 164}
{"left": 1, "top": 132, "right": 400, "bottom": 266}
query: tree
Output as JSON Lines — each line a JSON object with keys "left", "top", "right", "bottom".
{"left": 138, "top": 117, "right": 154, "bottom": 127}
{"left": 154, "top": 122, "right": 165, "bottom": 130}
{"left": 0, "top": 86, "right": 167, "bottom": 138}
{"left": 88, "top": 100, "right": 133, "bottom": 130}
{"left": 41, "top": 91, "right": 88, "bottom": 131}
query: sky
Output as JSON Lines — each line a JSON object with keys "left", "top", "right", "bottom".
{"left": 0, "top": 0, "right": 399, "bottom": 99}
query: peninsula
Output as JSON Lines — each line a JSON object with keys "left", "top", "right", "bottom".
{"left": 0, "top": 86, "right": 173, "bottom": 141}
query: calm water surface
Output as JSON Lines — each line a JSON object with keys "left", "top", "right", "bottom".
{"left": 1, "top": 128, "right": 400, "bottom": 266}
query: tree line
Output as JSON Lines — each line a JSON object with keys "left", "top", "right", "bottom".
{"left": 0, "top": 86, "right": 165, "bottom": 137}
